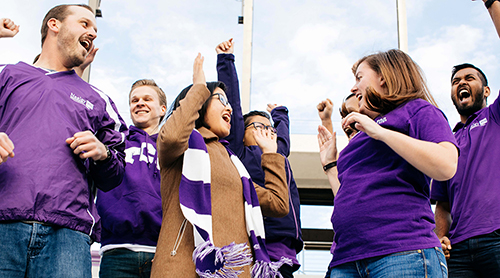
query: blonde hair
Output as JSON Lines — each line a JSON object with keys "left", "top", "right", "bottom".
{"left": 352, "top": 49, "right": 437, "bottom": 114}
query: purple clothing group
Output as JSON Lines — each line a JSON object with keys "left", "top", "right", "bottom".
{"left": 432, "top": 93, "right": 500, "bottom": 245}
{"left": 332, "top": 99, "right": 457, "bottom": 267}
{"left": 0, "top": 62, "right": 127, "bottom": 241}
{"left": 217, "top": 53, "right": 303, "bottom": 268}
{"left": 97, "top": 125, "right": 162, "bottom": 247}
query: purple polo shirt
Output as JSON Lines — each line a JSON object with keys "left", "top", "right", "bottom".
{"left": 431, "top": 93, "right": 500, "bottom": 245}
{"left": 331, "top": 99, "right": 457, "bottom": 267}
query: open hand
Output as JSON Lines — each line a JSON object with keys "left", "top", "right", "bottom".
{"left": 253, "top": 128, "right": 277, "bottom": 154}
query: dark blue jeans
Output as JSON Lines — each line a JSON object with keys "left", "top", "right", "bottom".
{"left": 448, "top": 229, "right": 500, "bottom": 278}
{"left": 328, "top": 247, "right": 448, "bottom": 278}
{"left": 99, "top": 248, "right": 154, "bottom": 278}
{"left": 0, "top": 221, "right": 92, "bottom": 278}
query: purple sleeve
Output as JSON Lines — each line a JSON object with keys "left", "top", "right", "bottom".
{"left": 431, "top": 179, "right": 450, "bottom": 202}
{"left": 489, "top": 91, "right": 500, "bottom": 123}
{"left": 89, "top": 96, "right": 128, "bottom": 192}
{"left": 408, "top": 104, "right": 457, "bottom": 146}
{"left": 217, "top": 53, "right": 245, "bottom": 157}
{"left": 271, "top": 106, "right": 291, "bottom": 157}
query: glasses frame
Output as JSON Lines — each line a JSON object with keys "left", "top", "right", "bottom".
{"left": 211, "top": 93, "right": 231, "bottom": 109}
{"left": 245, "top": 122, "right": 277, "bottom": 134}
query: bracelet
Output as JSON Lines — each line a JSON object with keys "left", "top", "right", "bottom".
{"left": 485, "top": 0, "right": 497, "bottom": 9}
{"left": 323, "top": 161, "right": 337, "bottom": 171}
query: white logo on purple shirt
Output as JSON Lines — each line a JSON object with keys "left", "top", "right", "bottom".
{"left": 125, "top": 143, "right": 159, "bottom": 170}
{"left": 70, "top": 93, "right": 94, "bottom": 110}
{"left": 470, "top": 118, "right": 487, "bottom": 131}
{"left": 376, "top": 117, "right": 387, "bottom": 124}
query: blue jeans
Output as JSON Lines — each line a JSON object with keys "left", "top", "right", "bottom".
{"left": 0, "top": 221, "right": 92, "bottom": 278}
{"left": 448, "top": 229, "right": 500, "bottom": 277}
{"left": 99, "top": 248, "right": 154, "bottom": 278}
{"left": 329, "top": 247, "right": 448, "bottom": 278}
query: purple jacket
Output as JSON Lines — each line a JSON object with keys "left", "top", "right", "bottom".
{"left": 0, "top": 62, "right": 127, "bottom": 241}
{"left": 97, "top": 125, "right": 162, "bottom": 247}
{"left": 217, "top": 54, "right": 303, "bottom": 265}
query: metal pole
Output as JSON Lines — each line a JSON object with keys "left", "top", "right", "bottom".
{"left": 82, "top": 0, "right": 101, "bottom": 83}
{"left": 240, "top": 0, "right": 253, "bottom": 114}
{"left": 396, "top": 0, "right": 408, "bottom": 53}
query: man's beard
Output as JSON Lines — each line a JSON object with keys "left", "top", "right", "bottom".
{"left": 58, "top": 26, "right": 86, "bottom": 68}
{"left": 452, "top": 87, "right": 485, "bottom": 118}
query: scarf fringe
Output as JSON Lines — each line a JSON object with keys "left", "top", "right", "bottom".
{"left": 194, "top": 241, "right": 252, "bottom": 278}
{"left": 251, "top": 257, "right": 293, "bottom": 278}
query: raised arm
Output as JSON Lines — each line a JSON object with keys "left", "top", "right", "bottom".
{"left": 317, "top": 98, "right": 334, "bottom": 134}
{"left": 0, "top": 18, "right": 19, "bottom": 38}
{"left": 252, "top": 128, "right": 289, "bottom": 217}
{"left": 216, "top": 39, "right": 245, "bottom": 156}
{"left": 317, "top": 125, "right": 340, "bottom": 195}
{"left": 268, "top": 104, "right": 291, "bottom": 157}
{"left": 484, "top": 0, "right": 500, "bottom": 38}
{"left": 342, "top": 112, "right": 458, "bottom": 181}
{"left": 158, "top": 54, "right": 210, "bottom": 167}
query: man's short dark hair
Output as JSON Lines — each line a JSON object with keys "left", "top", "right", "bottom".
{"left": 243, "top": 111, "right": 271, "bottom": 127}
{"left": 451, "top": 63, "right": 488, "bottom": 87}
{"left": 41, "top": 4, "right": 94, "bottom": 46}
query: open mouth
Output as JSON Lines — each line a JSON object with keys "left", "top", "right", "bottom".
{"left": 79, "top": 38, "right": 92, "bottom": 52}
{"left": 222, "top": 113, "right": 231, "bottom": 123}
{"left": 458, "top": 88, "right": 471, "bottom": 101}
{"left": 135, "top": 110, "right": 149, "bottom": 115}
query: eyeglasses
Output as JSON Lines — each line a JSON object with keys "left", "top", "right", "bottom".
{"left": 245, "top": 122, "right": 277, "bottom": 134}
{"left": 211, "top": 93, "right": 232, "bottom": 109}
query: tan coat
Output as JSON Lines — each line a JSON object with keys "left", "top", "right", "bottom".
{"left": 151, "top": 84, "right": 289, "bottom": 278}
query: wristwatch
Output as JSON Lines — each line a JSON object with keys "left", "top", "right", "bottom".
{"left": 485, "top": 0, "right": 498, "bottom": 9}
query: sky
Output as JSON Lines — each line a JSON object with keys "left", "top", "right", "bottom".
{"left": 2, "top": 0, "right": 500, "bottom": 274}
{"left": 2, "top": 0, "right": 500, "bottom": 134}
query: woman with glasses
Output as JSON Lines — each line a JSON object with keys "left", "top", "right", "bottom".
{"left": 151, "top": 54, "right": 290, "bottom": 278}
{"left": 318, "top": 49, "right": 458, "bottom": 277}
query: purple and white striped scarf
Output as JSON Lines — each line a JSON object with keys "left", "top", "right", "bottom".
{"left": 180, "top": 129, "right": 291, "bottom": 277}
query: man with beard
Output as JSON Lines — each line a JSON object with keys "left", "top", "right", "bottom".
{"left": 0, "top": 4, "right": 126, "bottom": 278}
{"left": 431, "top": 2, "right": 500, "bottom": 275}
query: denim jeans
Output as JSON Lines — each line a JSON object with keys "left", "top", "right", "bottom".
{"left": 99, "top": 248, "right": 155, "bottom": 278}
{"left": 0, "top": 221, "right": 92, "bottom": 278}
{"left": 329, "top": 247, "right": 448, "bottom": 278}
{"left": 448, "top": 229, "right": 500, "bottom": 277}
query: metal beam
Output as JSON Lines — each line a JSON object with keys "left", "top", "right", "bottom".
{"left": 240, "top": 0, "right": 253, "bottom": 114}
{"left": 82, "top": 0, "right": 102, "bottom": 83}
{"left": 396, "top": 0, "right": 408, "bottom": 53}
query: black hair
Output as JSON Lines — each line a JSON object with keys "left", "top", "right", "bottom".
{"left": 451, "top": 63, "right": 488, "bottom": 87}
{"left": 243, "top": 110, "right": 271, "bottom": 127}
{"left": 167, "top": 81, "right": 227, "bottom": 129}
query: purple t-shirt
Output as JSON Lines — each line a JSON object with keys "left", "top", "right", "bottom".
{"left": 331, "top": 99, "right": 457, "bottom": 267}
{"left": 431, "top": 93, "right": 500, "bottom": 245}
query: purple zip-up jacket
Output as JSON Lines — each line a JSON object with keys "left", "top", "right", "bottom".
{"left": 217, "top": 54, "right": 303, "bottom": 266}
{"left": 0, "top": 62, "right": 127, "bottom": 241}
{"left": 97, "top": 125, "right": 162, "bottom": 247}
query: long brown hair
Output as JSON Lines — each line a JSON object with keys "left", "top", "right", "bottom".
{"left": 352, "top": 49, "right": 437, "bottom": 114}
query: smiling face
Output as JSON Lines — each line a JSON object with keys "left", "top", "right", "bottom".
{"left": 451, "top": 67, "right": 489, "bottom": 121}
{"left": 350, "top": 61, "right": 386, "bottom": 119}
{"left": 129, "top": 86, "right": 166, "bottom": 134}
{"left": 204, "top": 88, "right": 233, "bottom": 138}
{"left": 56, "top": 6, "right": 97, "bottom": 68}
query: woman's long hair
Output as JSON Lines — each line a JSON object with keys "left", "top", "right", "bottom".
{"left": 353, "top": 49, "right": 437, "bottom": 115}
{"left": 166, "top": 82, "right": 227, "bottom": 129}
